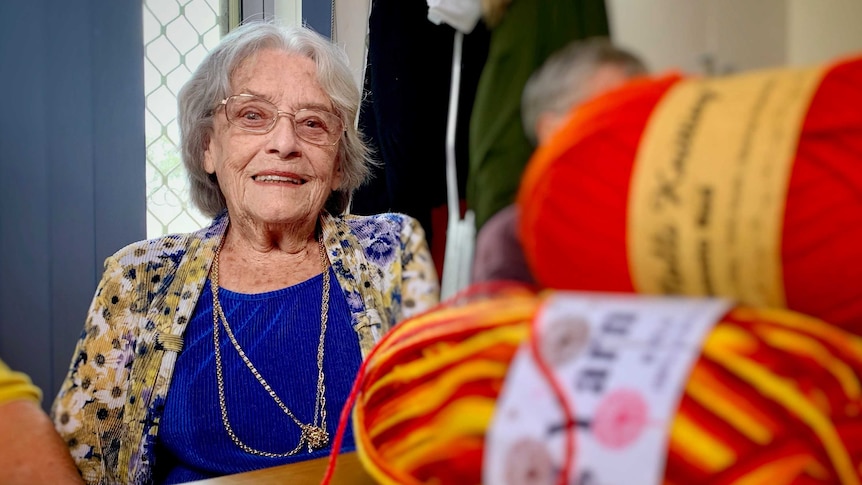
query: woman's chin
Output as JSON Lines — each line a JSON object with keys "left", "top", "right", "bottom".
{"left": 236, "top": 206, "right": 318, "bottom": 228}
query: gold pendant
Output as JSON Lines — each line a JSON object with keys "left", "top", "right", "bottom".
{"left": 302, "top": 424, "right": 330, "bottom": 451}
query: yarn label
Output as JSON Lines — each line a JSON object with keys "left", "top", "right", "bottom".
{"left": 627, "top": 64, "right": 825, "bottom": 307}
{"left": 483, "top": 291, "right": 731, "bottom": 485}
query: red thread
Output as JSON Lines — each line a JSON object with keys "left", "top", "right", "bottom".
{"left": 528, "top": 300, "right": 578, "bottom": 485}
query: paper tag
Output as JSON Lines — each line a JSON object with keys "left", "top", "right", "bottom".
{"left": 483, "top": 292, "right": 731, "bottom": 485}
{"left": 628, "top": 65, "right": 825, "bottom": 307}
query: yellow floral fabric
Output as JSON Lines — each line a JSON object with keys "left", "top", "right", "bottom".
{"left": 50, "top": 211, "right": 439, "bottom": 484}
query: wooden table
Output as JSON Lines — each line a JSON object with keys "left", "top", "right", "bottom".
{"left": 186, "top": 452, "right": 376, "bottom": 485}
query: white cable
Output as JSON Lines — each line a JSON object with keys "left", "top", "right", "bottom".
{"left": 445, "top": 30, "right": 464, "bottom": 220}
{"left": 440, "top": 29, "right": 475, "bottom": 300}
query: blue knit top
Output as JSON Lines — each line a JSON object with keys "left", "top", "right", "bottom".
{"left": 155, "top": 267, "right": 361, "bottom": 484}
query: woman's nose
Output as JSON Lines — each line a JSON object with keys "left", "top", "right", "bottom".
{"left": 266, "top": 113, "right": 301, "bottom": 157}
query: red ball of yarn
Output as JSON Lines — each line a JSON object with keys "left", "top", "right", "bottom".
{"left": 518, "top": 56, "right": 862, "bottom": 332}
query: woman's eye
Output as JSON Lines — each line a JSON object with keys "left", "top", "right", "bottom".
{"left": 302, "top": 118, "right": 324, "bottom": 129}
{"left": 241, "top": 110, "right": 264, "bottom": 120}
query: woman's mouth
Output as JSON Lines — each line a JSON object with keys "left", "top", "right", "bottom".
{"left": 252, "top": 174, "right": 306, "bottom": 184}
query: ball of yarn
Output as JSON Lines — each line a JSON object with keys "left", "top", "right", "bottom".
{"left": 350, "top": 284, "right": 539, "bottom": 485}
{"left": 342, "top": 286, "right": 862, "bottom": 484}
{"left": 517, "top": 56, "right": 862, "bottom": 332}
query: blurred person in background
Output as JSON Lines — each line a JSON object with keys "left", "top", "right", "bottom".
{"left": 467, "top": 0, "right": 611, "bottom": 232}
{"left": 472, "top": 37, "right": 647, "bottom": 284}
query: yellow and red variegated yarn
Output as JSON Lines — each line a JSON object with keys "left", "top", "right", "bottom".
{"left": 350, "top": 283, "right": 540, "bottom": 485}
{"left": 669, "top": 306, "right": 862, "bottom": 485}
{"left": 331, "top": 285, "right": 862, "bottom": 485}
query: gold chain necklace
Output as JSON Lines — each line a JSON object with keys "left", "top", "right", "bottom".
{"left": 211, "top": 234, "right": 330, "bottom": 457}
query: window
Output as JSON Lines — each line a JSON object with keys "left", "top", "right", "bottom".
{"left": 144, "top": 0, "right": 227, "bottom": 237}
{"left": 144, "top": 1, "right": 330, "bottom": 237}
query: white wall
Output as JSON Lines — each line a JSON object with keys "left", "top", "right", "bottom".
{"left": 606, "top": 0, "right": 709, "bottom": 74}
{"left": 708, "top": 0, "right": 786, "bottom": 73}
{"left": 787, "top": 0, "right": 862, "bottom": 66}
{"left": 334, "top": 0, "right": 371, "bottom": 90}
{"left": 606, "top": 0, "right": 786, "bottom": 75}
{"left": 273, "top": 0, "right": 301, "bottom": 28}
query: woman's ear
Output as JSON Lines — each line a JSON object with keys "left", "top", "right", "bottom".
{"left": 202, "top": 134, "right": 216, "bottom": 174}
{"left": 330, "top": 157, "right": 344, "bottom": 191}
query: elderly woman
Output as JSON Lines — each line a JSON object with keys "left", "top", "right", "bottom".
{"left": 51, "top": 22, "right": 439, "bottom": 484}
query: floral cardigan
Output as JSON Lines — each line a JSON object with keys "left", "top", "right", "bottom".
{"left": 51, "top": 211, "right": 439, "bottom": 484}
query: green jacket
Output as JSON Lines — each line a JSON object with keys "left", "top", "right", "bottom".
{"left": 468, "top": 0, "right": 610, "bottom": 229}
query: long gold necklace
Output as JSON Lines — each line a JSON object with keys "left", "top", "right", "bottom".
{"left": 211, "top": 234, "right": 330, "bottom": 457}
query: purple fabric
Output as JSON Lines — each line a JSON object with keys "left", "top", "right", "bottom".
{"left": 471, "top": 204, "right": 535, "bottom": 285}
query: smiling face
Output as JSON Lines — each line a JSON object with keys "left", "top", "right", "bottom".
{"left": 203, "top": 48, "right": 343, "bottom": 228}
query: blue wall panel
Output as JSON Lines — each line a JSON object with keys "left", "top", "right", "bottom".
{"left": 0, "top": 0, "right": 145, "bottom": 410}
{"left": 303, "top": 0, "right": 332, "bottom": 38}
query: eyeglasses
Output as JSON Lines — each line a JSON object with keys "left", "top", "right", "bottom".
{"left": 217, "top": 94, "right": 344, "bottom": 146}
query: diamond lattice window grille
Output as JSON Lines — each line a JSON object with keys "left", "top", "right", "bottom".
{"left": 144, "top": 0, "right": 223, "bottom": 238}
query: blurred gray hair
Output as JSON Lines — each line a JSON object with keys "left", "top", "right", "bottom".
{"left": 178, "top": 21, "right": 372, "bottom": 217}
{"left": 521, "top": 37, "right": 648, "bottom": 146}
